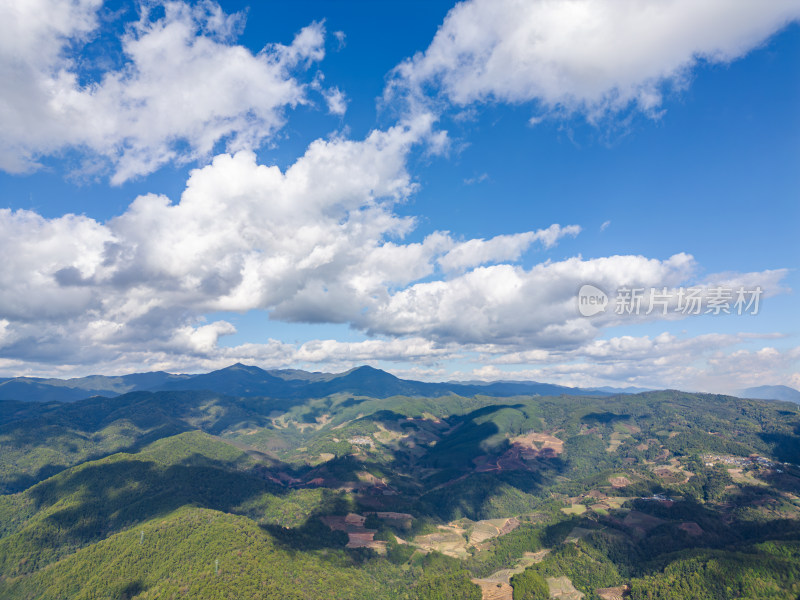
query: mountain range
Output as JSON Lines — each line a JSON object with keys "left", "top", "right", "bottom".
{"left": 0, "top": 363, "right": 622, "bottom": 403}
{"left": 2, "top": 364, "right": 797, "bottom": 408}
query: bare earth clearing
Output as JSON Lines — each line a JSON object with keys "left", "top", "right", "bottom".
{"left": 320, "top": 513, "right": 387, "bottom": 554}
{"left": 547, "top": 576, "right": 585, "bottom": 599}
{"left": 596, "top": 585, "right": 630, "bottom": 600}
{"left": 472, "top": 580, "right": 513, "bottom": 600}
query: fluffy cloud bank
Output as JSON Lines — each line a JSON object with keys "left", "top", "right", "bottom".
{"left": 388, "top": 0, "right": 800, "bottom": 119}
{"left": 0, "top": 117, "right": 787, "bottom": 372}
{"left": 466, "top": 333, "right": 800, "bottom": 395}
{"left": 0, "top": 0, "right": 331, "bottom": 182}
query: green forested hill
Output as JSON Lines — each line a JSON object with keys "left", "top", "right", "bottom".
{"left": 0, "top": 388, "right": 799, "bottom": 599}
{"left": 0, "top": 506, "right": 414, "bottom": 600}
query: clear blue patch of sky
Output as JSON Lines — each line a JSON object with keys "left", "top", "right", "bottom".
{"left": 203, "top": 311, "right": 368, "bottom": 347}
{"left": 400, "top": 24, "right": 799, "bottom": 273}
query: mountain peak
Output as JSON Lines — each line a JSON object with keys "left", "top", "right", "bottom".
{"left": 342, "top": 365, "right": 399, "bottom": 379}
{"left": 218, "top": 363, "right": 269, "bottom": 374}
{"left": 347, "top": 365, "right": 384, "bottom": 373}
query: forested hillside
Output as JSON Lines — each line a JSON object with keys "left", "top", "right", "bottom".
{"left": 1, "top": 375, "right": 799, "bottom": 599}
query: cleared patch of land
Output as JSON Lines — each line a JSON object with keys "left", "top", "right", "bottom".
{"left": 368, "top": 511, "right": 413, "bottom": 530}
{"left": 547, "top": 576, "right": 585, "bottom": 599}
{"left": 678, "top": 521, "right": 703, "bottom": 536}
{"left": 596, "top": 585, "right": 630, "bottom": 600}
{"left": 472, "top": 579, "right": 513, "bottom": 600}
{"left": 481, "top": 550, "right": 550, "bottom": 585}
{"left": 469, "top": 517, "right": 520, "bottom": 545}
{"left": 727, "top": 467, "right": 766, "bottom": 486}
{"left": 623, "top": 510, "right": 666, "bottom": 537}
{"left": 414, "top": 526, "right": 469, "bottom": 558}
{"left": 565, "top": 526, "right": 595, "bottom": 543}
{"left": 510, "top": 431, "right": 564, "bottom": 458}
{"left": 651, "top": 459, "right": 692, "bottom": 484}
{"left": 561, "top": 503, "right": 587, "bottom": 515}
{"left": 607, "top": 431, "right": 631, "bottom": 453}
{"left": 413, "top": 516, "right": 522, "bottom": 557}
{"left": 320, "top": 513, "right": 387, "bottom": 554}
{"left": 608, "top": 475, "right": 632, "bottom": 488}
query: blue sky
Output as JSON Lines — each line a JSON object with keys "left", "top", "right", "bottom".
{"left": 0, "top": 0, "right": 797, "bottom": 392}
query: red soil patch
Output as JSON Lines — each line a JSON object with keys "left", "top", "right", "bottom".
{"left": 499, "top": 517, "right": 521, "bottom": 535}
{"left": 473, "top": 432, "right": 565, "bottom": 475}
{"left": 320, "top": 514, "right": 387, "bottom": 553}
{"left": 623, "top": 511, "right": 666, "bottom": 534}
{"left": 474, "top": 455, "right": 500, "bottom": 472}
{"left": 472, "top": 579, "right": 513, "bottom": 600}
{"left": 678, "top": 522, "right": 703, "bottom": 536}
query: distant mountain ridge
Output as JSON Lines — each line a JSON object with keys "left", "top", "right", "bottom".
{"left": 0, "top": 363, "right": 622, "bottom": 403}
{"left": 739, "top": 385, "right": 800, "bottom": 404}
{"left": 0, "top": 371, "right": 191, "bottom": 402}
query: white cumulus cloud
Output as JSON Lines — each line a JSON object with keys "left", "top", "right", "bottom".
{"left": 0, "top": 0, "right": 333, "bottom": 182}
{"left": 438, "top": 225, "right": 581, "bottom": 272}
{"left": 387, "top": 0, "right": 800, "bottom": 120}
